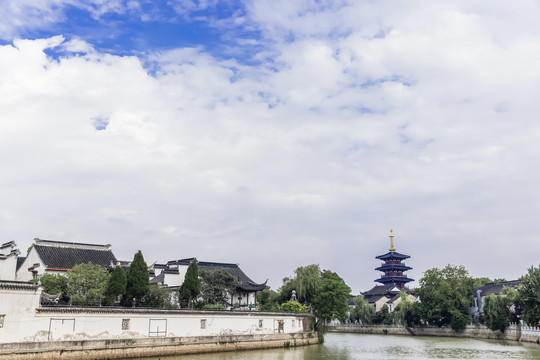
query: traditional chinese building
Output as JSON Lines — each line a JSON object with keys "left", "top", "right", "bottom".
{"left": 361, "top": 230, "right": 415, "bottom": 312}
{"left": 374, "top": 229, "right": 414, "bottom": 289}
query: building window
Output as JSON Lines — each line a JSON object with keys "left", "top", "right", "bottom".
{"left": 0, "top": 315, "right": 5, "bottom": 328}
{"left": 259, "top": 319, "right": 263, "bottom": 328}
{"left": 122, "top": 319, "right": 130, "bottom": 330}
{"left": 201, "top": 319, "right": 206, "bottom": 329}
{"left": 292, "top": 319, "right": 296, "bottom": 328}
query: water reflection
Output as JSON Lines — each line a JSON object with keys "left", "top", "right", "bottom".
{"left": 136, "top": 333, "right": 540, "bottom": 360}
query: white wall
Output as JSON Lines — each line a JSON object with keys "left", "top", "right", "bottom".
{"left": 16, "top": 248, "right": 44, "bottom": 282}
{"left": 0, "top": 285, "right": 42, "bottom": 343}
{"left": 0, "top": 285, "right": 309, "bottom": 344}
{"left": 0, "top": 256, "right": 17, "bottom": 281}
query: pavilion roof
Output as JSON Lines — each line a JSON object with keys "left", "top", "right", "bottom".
{"left": 375, "top": 251, "right": 410, "bottom": 260}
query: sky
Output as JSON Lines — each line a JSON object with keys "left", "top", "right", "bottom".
{"left": 1, "top": 0, "right": 539, "bottom": 293}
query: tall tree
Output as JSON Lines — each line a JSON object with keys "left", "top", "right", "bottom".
{"left": 178, "top": 259, "right": 201, "bottom": 308}
{"left": 484, "top": 293, "right": 512, "bottom": 332}
{"left": 278, "top": 264, "right": 322, "bottom": 305}
{"left": 103, "top": 266, "right": 127, "bottom": 305}
{"left": 66, "top": 262, "right": 110, "bottom": 306}
{"left": 257, "top": 287, "right": 279, "bottom": 311}
{"left": 392, "top": 292, "right": 414, "bottom": 326}
{"left": 415, "top": 264, "right": 474, "bottom": 331}
{"left": 312, "top": 270, "right": 351, "bottom": 330}
{"left": 349, "top": 295, "right": 375, "bottom": 325}
{"left": 199, "top": 268, "right": 238, "bottom": 306}
{"left": 518, "top": 264, "right": 540, "bottom": 326}
{"left": 125, "top": 250, "right": 149, "bottom": 306}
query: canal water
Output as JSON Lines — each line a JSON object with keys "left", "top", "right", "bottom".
{"left": 137, "top": 333, "right": 540, "bottom": 360}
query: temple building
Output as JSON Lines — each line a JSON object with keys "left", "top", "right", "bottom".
{"left": 361, "top": 230, "right": 416, "bottom": 312}
{"left": 374, "top": 229, "right": 414, "bottom": 289}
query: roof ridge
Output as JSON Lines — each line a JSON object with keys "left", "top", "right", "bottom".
{"left": 34, "top": 238, "right": 111, "bottom": 250}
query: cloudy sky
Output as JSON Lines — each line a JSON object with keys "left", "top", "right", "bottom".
{"left": 1, "top": 0, "right": 539, "bottom": 293}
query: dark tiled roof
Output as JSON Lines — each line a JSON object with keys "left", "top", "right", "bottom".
{"left": 376, "top": 252, "right": 410, "bottom": 260}
{"left": 168, "top": 258, "right": 267, "bottom": 292}
{"left": 387, "top": 293, "right": 402, "bottom": 304}
{"left": 375, "top": 276, "right": 414, "bottom": 284}
{"left": 0, "top": 280, "right": 39, "bottom": 290}
{"left": 375, "top": 264, "right": 412, "bottom": 272}
{"left": 16, "top": 256, "right": 26, "bottom": 271}
{"left": 477, "top": 280, "right": 522, "bottom": 296}
{"left": 362, "top": 284, "right": 400, "bottom": 296}
{"left": 33, "top": 241, "right": 117, "bottom": 270}
{"left": 1, "top": 241, "right": 16, "bottom": 249}
{"left": 150, "top": 272, "right": 165, "bottom": 285}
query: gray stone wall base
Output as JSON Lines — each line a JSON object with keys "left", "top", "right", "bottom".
{"left": 0, "top": 332, "right": 318, "bottom": 360}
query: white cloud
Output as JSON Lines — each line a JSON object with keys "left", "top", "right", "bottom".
{"left": 1, "top": 1, "right": 540, "bottom": 292}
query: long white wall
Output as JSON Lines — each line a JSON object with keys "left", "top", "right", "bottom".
{"left": 0, "top": 284, "right": 310, "bottom": 344}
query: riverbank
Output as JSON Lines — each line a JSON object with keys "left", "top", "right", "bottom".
{"left": 0, "top": 332, "right": 318, "bottom": 360}
{"left": 329, "top": 323, "right": 540, "bottom": 344}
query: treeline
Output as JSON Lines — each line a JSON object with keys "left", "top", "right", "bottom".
{"left": 346, "top": 264, "right": 540, "bottom": 331}
{"left": 256, "top": 264, "right": 351, "bottom": 335}
{"left": 39, "top": 252, "right": 239, "bottom": 310}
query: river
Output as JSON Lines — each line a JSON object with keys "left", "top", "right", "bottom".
{"left": 136, "top": 333, "right": 540, "bottom": 360}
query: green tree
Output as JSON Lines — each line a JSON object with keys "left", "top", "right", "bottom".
{"left": 349, "top": 295, "right": 375, "bottom": 325}
{"left": 393, "top": 292, "right": 414, "bottom": 326}
{"left": 125, "top": 251, "right": 149, "bottom": 306}
{"left": 375, "top": 304, "right": 393, "bottom": 325}
{"left": 257, "top": 287, "right": 279, "bottom": 311}
{"left": 103, "top": 266, "right": 127, "bottom": 305}
{"left": 199, "top": 268, "right": 238, "bottom": 306}
{"left": 39, "top": 273, "right": 69, "bottom": 304}
{"left": 415, "top": 264, "right": 474, "bottom": 331}
{"left": 484, "top": 293, "right": 512, "bottom": 332}
{"left": 312, "top": 270, "right": 351, "bottom": 330}
{"left": 178, "top": 259, "right": 201, "bottom": 308}
{"left": 280, "top": 300, "right": 308, "bottom": 312}
{"left": 518, "top": 264, "right": 540, "bottom": 326}
{"left": 140, "top": 285, "right": 174, "bottom": 308}
{"left": 66, "top": 262, "right": 110, "bottom": 306}
{"left": 278, "top": 264, "right": 322, "bottom": 305}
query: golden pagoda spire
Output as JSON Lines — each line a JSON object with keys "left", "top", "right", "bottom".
{"left": 389, "top": 229, "right": 396, "bottom": 252}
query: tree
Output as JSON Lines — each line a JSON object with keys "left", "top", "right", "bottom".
{"left": 125, "top": 251, "right": 149, "bottom": 306}
{"left": 484, "top": 293, "right": 512, "bottom": 332}
{"left": 40, "top": 273, "right": 70, "bottom": 305}
{"left": 257, "top": 287, "right": 279, "bottom": 311}
{"left": 518, "top": 264, "right": 540, "bottom": 326}
{"left": 199, "top": 268, "right": 238, "bottom": 306}
{"left": 415, "top": 265, "right": 474, "bottom": 331}
{"left": 66, "top": 262, "right": 110, "bottom": 306}
{"left": 140, "top": 285, "right": 174, "bottom": 308}
{"left": 374, "top": 304, "right": 393, "bottom": 325}
{"left": 178, "top": 259, "right": 200, "bottom": 308}
{"left": 103, "top": 266, "right": 127, "bottom": 305}
{"left": 280, "top": 300, "right": 308, "bottom": 312}
{"left": 278, "top": 264, "right": 322, "bottom": 305}
{"left": 349, "top": 295, "right": 375, "bottom": 325}
{"left": 393, "top": 292, "right": 414, "bottom": 326}
{"left": 311, "top": 270, "right": 351, "bottom": 329}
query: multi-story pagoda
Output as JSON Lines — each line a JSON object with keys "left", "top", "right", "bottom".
{"left": 374, "top": 229, "right": 413, "bottom": 289}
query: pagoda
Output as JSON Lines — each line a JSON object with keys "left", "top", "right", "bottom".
{"left": 374, "top": 229, "right": 413, "bottom": 289}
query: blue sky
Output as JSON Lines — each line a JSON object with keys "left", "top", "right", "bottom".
{"left": 3, "top": 1, "right": 257, "bottom": 59}
{"left": 1, "top": 1, "right": 539, "bottom": 292}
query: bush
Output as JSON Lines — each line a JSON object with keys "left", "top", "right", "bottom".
{"left": 280, "top": 300, "right": 307, "bottom": 312}
{"left": 202, "top": 303, "right": 226, "bottom": 310}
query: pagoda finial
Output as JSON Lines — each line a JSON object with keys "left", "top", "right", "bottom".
{"left": 389, "top": 229, "right": 396, "bottom": 252}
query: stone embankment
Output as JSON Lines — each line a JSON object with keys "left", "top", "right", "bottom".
{"left": 330, "top": 323, "right": 540, "bottom": 344}
{"left": 0, "top": 332, "right": 318, "bottom": 360}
